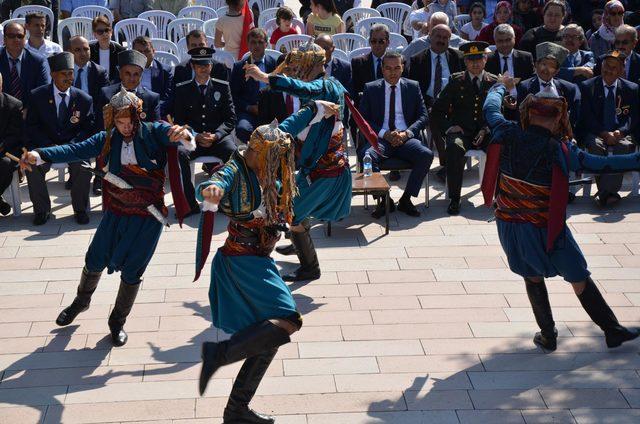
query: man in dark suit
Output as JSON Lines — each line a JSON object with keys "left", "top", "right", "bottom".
{"left": 558, "top": 24, "right": 595, "bottom": 83}
{"left": 68, "top": 36, "right": 109, "bottom": 117}
{"left": 409, "top": 23, "right": 464, "bottom": 179}
{"left": 97, "top": 50, "right": 160, "bottom": 130}
{"left": 89, "top": 15, "right": 125, "bottom": 83}
{"left": 0, "top": 73, "right": 24, "bottom": 216}
{"left": 486, "top": 23, "right": 535, "bottom": 80}
{"left": 172, "top": 29, "right": 229, "bottom": 92}
{"left": 516, "top": 42, "right": 581, "bottom": 129}
{"left": 132, "top": 36, "right": 173, "bottom": 119}
{"left": 316, "top": 34, "right": 352, "bottom": 95}
{"left": 432, "top": 41, "right": 497, "bottom": 215}
{"left": 613, "top": 25, "right": 640, "bottom": 85}
{"left": 351, "top": 24, "right": 391, "bottom": 105}
{"left": 0, "top": 22, "right": 50, "bottom": 106}
{"left": 360, "top": 51, "right": 432, "bottom": 218}
{"left": 230, "top": 28, "right": 277, "bottom": 144}
{"left": 174, "top": 47, "right": 237, "bottom": 215}
{"left": 579, "top": 51, "right": 639, "bottom": 206}
{"left": 25, "top": 52, "right": 95, "bottom": 225}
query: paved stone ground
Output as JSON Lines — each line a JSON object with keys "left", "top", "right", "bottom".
{"left": 2, "top": 157, "right": 640, "bottom": 423}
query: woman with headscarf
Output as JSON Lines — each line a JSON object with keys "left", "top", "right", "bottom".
{"left": 476, "top": 1, "right": 524, "bottom": 45}
{"left": 588, "top": 1, "right": 626, "bottom": 58}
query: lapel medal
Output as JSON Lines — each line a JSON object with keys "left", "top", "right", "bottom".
{"left": 70, "top": 110, "right": 80, "bottom": 124}
{"left": 140, "top": 111, "right": 147, "bottom": 120}
{"left": 214, "top": 91, "right": 221, "bottom": 101}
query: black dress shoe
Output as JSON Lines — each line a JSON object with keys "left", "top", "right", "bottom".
{"left": 33, "top": 212, "right": 50, "bottom": 226}
{"left": 447, "top": 200, "right": 460, "bottom": 215}
{"left": 75, "top": 212, "right": 90, "bottom": 225}
{"left": 436, "top": 167, "right": 447, "bottom": 183}
{"left": 275, "top": 244, "right": 297, "bottom": 255}
{"left": 397, "top": 197, "right": 420, "bottom": 217}
{"left": 0, "top": 198, "right": 11, "bottom": 216}
{"left": 371, "top": 199, "right": 395, "bottom": 219}
{"left": 388, "top": 170, "right": 401, "bottom": 181}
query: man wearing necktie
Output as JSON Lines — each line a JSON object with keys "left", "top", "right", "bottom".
{"left": 558, "top": 24, "right": 595, "bottom": 83}
{"left": 579, "top": 51, "right": 639, "bottom": 206}
{"left": 485, "top": 24, "right": 534, "bottom": 81}
{"left": 24, "top": 52, "right": 95, "bottom": 225}
{"left": 432, "top": 41, "right": 497, "bottom": 215}
{"left": 230, "top": 28, "right": 277, "bottom": 144}
{"left": 174, "top": 47, "right": 237, "bottom": 216}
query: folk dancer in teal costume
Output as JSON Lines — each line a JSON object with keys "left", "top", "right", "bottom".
{"left": 244, "top": 40, "right": 352, "bottom": 281}
{"left": 196, "top": 121, "right": 335, "bottom": 423}
{"left": 481, "top": 71, "right": 640, "bottom": 352}
{"left": 21, "top": 89, "right": 195, "bottom": 346}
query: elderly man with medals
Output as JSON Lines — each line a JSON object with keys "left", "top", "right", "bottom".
{"left": 481, "top": 43, "right": 640, "bottom": 352}
{"left": 243, "top": 40, "right": 351, "bottom": 282}
{"left": 20, "top": 89, "right": 194, "bottom": 347}
{"left": 194, "top": 118, "right": 348, "bottom": 423}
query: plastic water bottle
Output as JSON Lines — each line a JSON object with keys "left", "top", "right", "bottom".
{"left": 363, "top": 153, "right": 373, "bottom": 177}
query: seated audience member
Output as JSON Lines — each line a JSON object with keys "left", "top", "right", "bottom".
{"left": 585, "top": 8, "right": 604, "bottom": 40}
{"left": 25, "top": 52, "right": 94, "bottom": 225}
{"left": 516, "top": 42, "right": 581, "bottom": 128}
{"left": 402, "top": 12, "right": 463, "bottom": 62}
{"left": 306, "top": 0, "right": 345, "bottom": 37}
{"left": 579, "top": 50, "right": 639, "bottom": 206}
{"left": 519, "top": 0, "right": 566, "bottom": 59}
{"left": 173, "top": 30, "right": 229, "bottom": 86}
{"left": 132, "top": 36, "right": 172, "bottom": 118}
{"left": 512, "top": 0, "right": 543, "bottom": 32}
{"left": 61, "top": 1, "right": 109, "bottom": 19}
{"left": 316, "top": 34, "right": 352, "bottom": 95}
{"left": 611, "top": 25, "right": 640, "bottom": 85}
{"left": 352, "top": 24, "right": 391, "bottom": 104}
{"left": 476, "top": 1, "right": 524, "bottom": 45}
{"left": 97, "top": 50, "right": 160, "bottom": 130}
{"left": 0, "top": 22, "right": 51, "bottom": 105}
{"left": 432, "top": 41, "right": 497, "bottom": 215}
{"left": 409, "top": 23, "right": 463, "bottom": 181}
{"left": 0, "top": 73, "right": 24, "bottom": 216}
{"left": 460, "top": 2, "right": 488, "bottom": 41}
{"left": 589, "top": 1, "right": 625, "bottom": 59}
{"left": 89, "top": 15, "right": 125, "bottom": 83}
{"left": 485, "top": 23, "right": 535, "bottom": 80}
{"left": 110, "top": 0, "right": 152, "bottom": 21}
{"left": 174, "top": 47, "right": 237, "bottom": 216}
{"left": 152, "top": 0, "right": 189, "bottom": 15}
{"left": 215, "top": 0, "right": 247, "bottom": 60}
{"left": 558, "top": 24, "right": 595, "bottom": 83}
{"left": 68, "top": 36, "right": 108, "bottom": 107}
{"left": 230, "top": 28, "right": 276, "bottom": 143}
{"left": 359, "top": 51, "right": 432, "bottom": 219}
{"left": 270, "top": 6, "right": 299, "bottom": 49}
{"left": 426, "top": 0, "right": 457, "bottom": 32}
{"left": 24, "top": 12, "right": 62, "bottom": 57}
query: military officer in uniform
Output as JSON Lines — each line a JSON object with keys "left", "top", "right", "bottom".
{"left": 432, "top": 41, "right": 498, "bottom": 215}
{"left": 174, "top": 47, "right": 237, "bottom": 215}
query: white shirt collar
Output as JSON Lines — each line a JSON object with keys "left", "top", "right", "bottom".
{"left": 6, "top": 48, "right": 24, "bottom": 62}
{"left": 537, "top": 76, "right": 555, "bottom": 87}
{"left": 384, "top": 79, "right": 400, "bottom": 90}
{"left": 53, "top": 83, "right": 71, "bottom": 98}
{"left": 602, "top": 78, "right": 618, "bottom": 92}
{"left": 75, "top": 63, "right": 88, "bottom": 72}
{"left": 500, "top": 50, "right": 513, "bottom": 59}
{"left": 430, "top": 49, "right": 444, "bottom": 59}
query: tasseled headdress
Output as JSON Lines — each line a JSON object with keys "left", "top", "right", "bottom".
{"left": 519, "top": 90, "right": 573, "bottom": 141}
{"left": 274, "top": 39, "right": 326, "bottom": 80}
{"left": 100, "top": 88, "right": 144, "bottom": 162}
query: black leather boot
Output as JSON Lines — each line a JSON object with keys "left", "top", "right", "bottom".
{"left": 525, "top": 278, "right": 558, "bottom": 352}
{"left": 199, "top": 321, "right": 290, "bottom": 396}
{"left": 578, "top": 278, "right": 639, "bottom": 348}
{"left": 275, "top": 244, "right": 296, "bottom": 256}
{"left": 56, "top": 267, "right": 102, "bottom": 326}
{"left": 223, "top": 348, "right": 278, "bottom": 424}
{"left": 108, "top": 280, "right": 140, "bottom": 347}
{"left": 281, "top": 224, "right": 320, "bottom": 282}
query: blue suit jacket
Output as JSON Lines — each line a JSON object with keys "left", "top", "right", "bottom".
{"left": 516, "top": 76, "right": 581, "bottom": 127}
{"left": 26, "top": 84, "right": 95, "bottom": 150}
{"left": 327, "top": 56, "right": 352, "bottom": 95}
{"left": 148, "top": 58, "right": 173, "bottom": 117}
{"left": 230, "top": 54, "right": 277, "bottom": 113}
{"left": 594, "top": 51, "right": 640, "bottom": 86}
{"left": 578, "top": 76, "right": 640, "bottom": 141}
{"left": 85, "top": 61, "right": 110, "bottom": 105}
{"left": 0, "top": 47, "right": 50, "bottom": 106}
{"left": 97, "top": 83, "right": 161, "bottom": 130}
{"left": 558, "top": 49, "right": 595, "bottom": 83}
{"left": 359, "top": 77, "right": 428, "bottom": 138}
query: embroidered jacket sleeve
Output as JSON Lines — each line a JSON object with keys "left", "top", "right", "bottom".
{"left": 35, "top": 132, "right": 106, "bottom": 163}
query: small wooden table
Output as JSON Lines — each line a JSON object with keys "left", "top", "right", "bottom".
{"left": 352, "top": 172, "right": 391, "bottom": 235}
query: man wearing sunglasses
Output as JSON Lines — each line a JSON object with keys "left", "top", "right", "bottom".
{"left": 613, "top": 25, "right": 640, "bottom": 85}
{"left": 0, "top": 23, "right": 50, "bottom": 106}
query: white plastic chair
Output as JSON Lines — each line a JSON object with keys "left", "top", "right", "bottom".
{"left": 333, "top": 33, "right": 367, "bottom": 53}
{"left": 355, "top": 17, "right": 398, "bottom": 38}
{"left": 1, "top": 18, "right": 25, "bottom": 31}
{"left": 242, "top": 48, "right": 282, "bottom": 62}
{"left": 349, "top": 46, "right": 371, "bottom": 61}
{"left": 71, "top": 5, "right": 113, "bottom": 23}
{"left": 263, "top": 18, "right": 304, "bottom": 40}
{"left": 343, "top": 8, "right": 381, "bottom": 32}
{"left": 139, "top": 10, "right": 176, "bottom": 40}
{"left": 155, "top": 51, "right": 180, "bottom": 67}
{"left": 388, "top": 32, "right": 408, "bottom": 50}
{"left": 177, "top": 35, "right": 215, "bottom": 60}
{"left": 167, "top": 18, "right": 204, "bottom": 44}
{"left": 177, "top": 6, "right": 218, "bottom": 21}
{"left": 454, "top": 14, "right": 471, "bottom": 33}
{"left": 12, "top": 5, "right": 54, "bottom": 39}
{"left": 190, "top": 156, "right": 223, "bottom": 186}
{"left": 377, "top": 2, "right": 412, "bottom": 36}
{"left": 258, "top": 7, "right": 279, "bottom": 28}
{"left": 249, "top": 0, "right": 284, "bottom": 15}
{"left": 151, "top": 38, "right": 179, "bottom": 55}
{"left": 57, "top": 17, "right": 93, "bottom": 44}
{"left": 212, "top": 50, "right": 236, "bottom": 69}
{"left": 445, "top": 150, "right": 486, "bottom": 199}
{"left": 216, "top": 6, "right": 229, "bottom": 17}
{"left": 194, "top": 0, "right": 226, "bottom": 9}
{"left": 332, "top": 48, "right": 349, "bottom": 63}
{"left": 274, "top": 34, "right": 312, "bottom": 53}
{"left": 113, "top": 18, "right": 157, "bottom": 47}
{"left": 5, "top": 170, "right": 21, "bottom": 217}
{"left": 203, "top": 18, "right": 218, "bottom": 37}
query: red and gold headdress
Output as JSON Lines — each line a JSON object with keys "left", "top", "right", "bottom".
{"left": 274, "top": 39, "right": 326, "bottom": 80}
{"left": 100, "top": 88, "right": 144, "bottom": 161}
